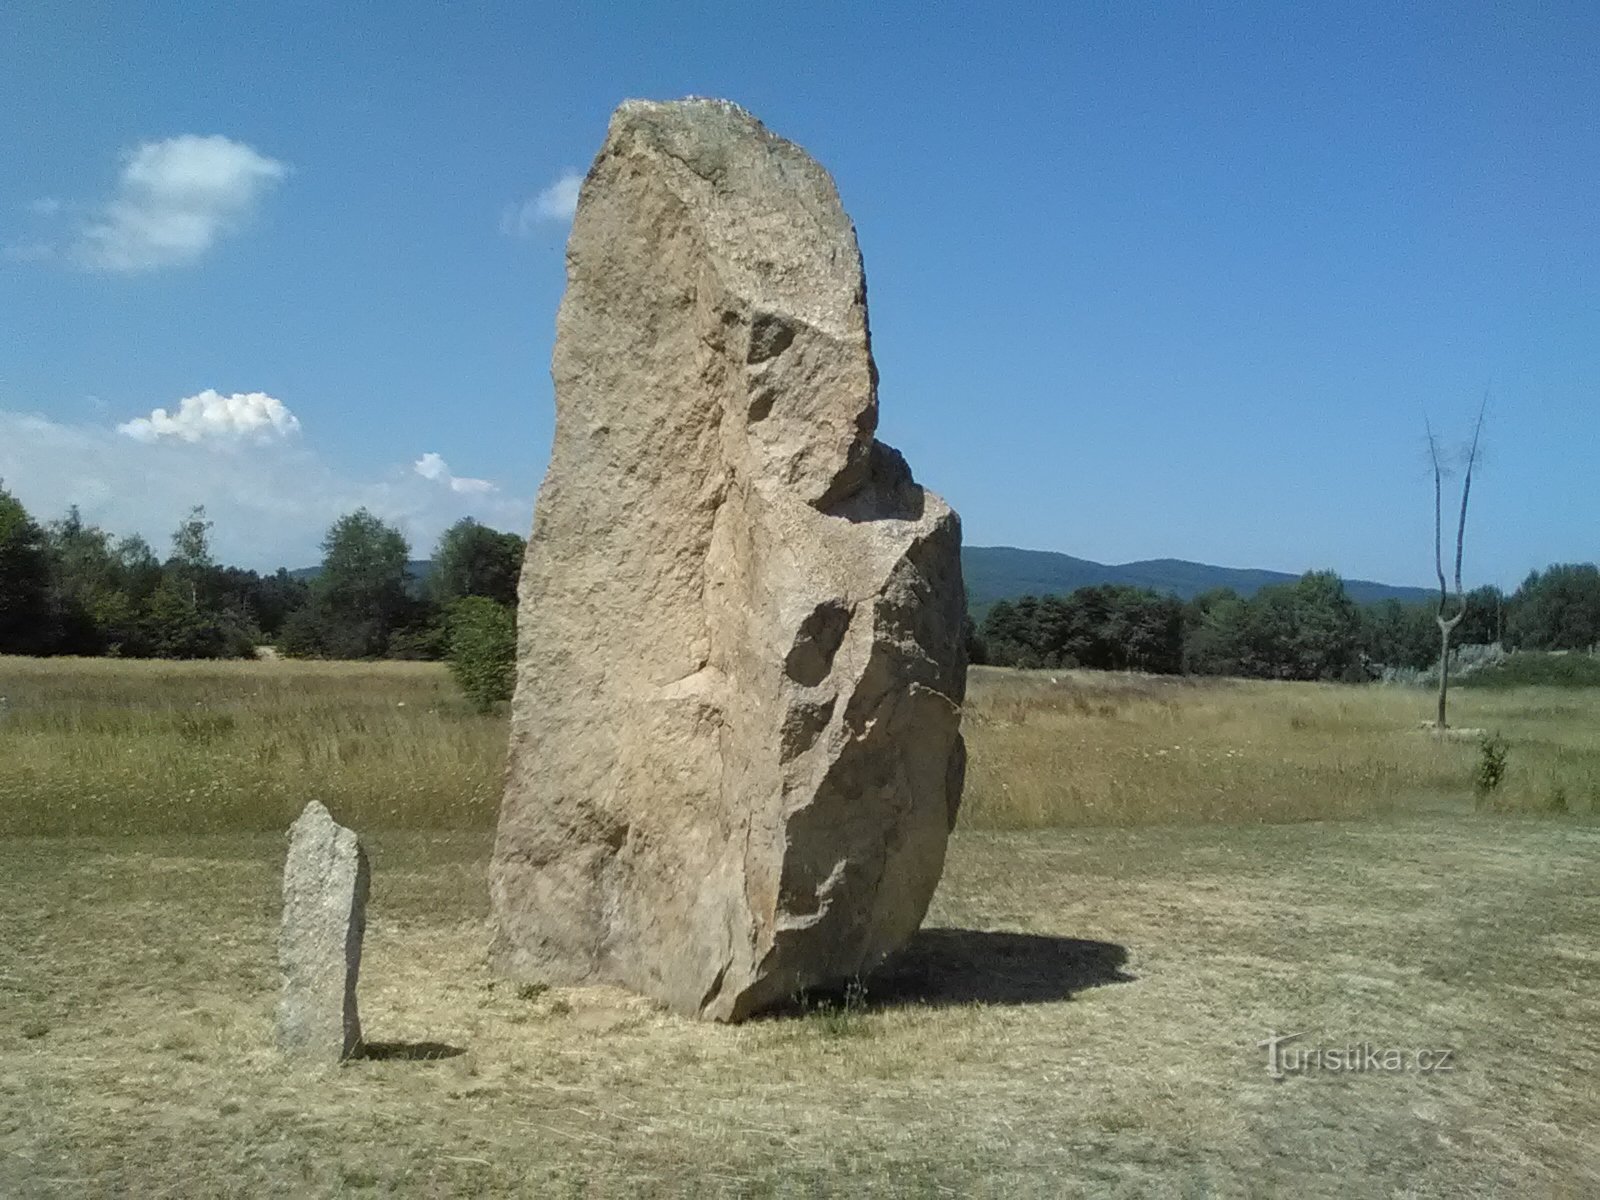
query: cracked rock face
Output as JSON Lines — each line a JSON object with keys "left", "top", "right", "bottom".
{"left": 488, "top": 98, "right": 967, "bottom": 1021}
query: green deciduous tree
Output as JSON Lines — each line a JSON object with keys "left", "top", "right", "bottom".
{"left": 979, "top": 585, "right": 1183, "bottom": 673}
{"left": 168, "top": 507, "right": 214, "bottom": 581}
{"left": 430, "top": 518, "right": 525, "bottom": 607}
{"left": 114, "top": 535, "right": 163, "bottom": 605}
{"left": 1457, "top": 585, "right": 1506, "bottom": 646}
{"left": 1182, "top": 588, "right": 1250, "bottom": 676}
{"left": 0, "top": 484, "right": 53, "bottom": 654}
{"left": 978, "top": 599, "right": 1027, "bottom": 666}
{"left": 137, "top": 508, "right": 254, "bottom": 658}
{"left": 446, "top": 596, "right": 517, "bottom": 712}
{"left": 306, "top": 509, "right": 412, "bottom": 658}
{"left": 142, "top": 577, "right": 230, "bottom": 659}
{"left": 47, "top": 508, "right": 137, "bottom": 654}
{"left": 1275, "top": 570, "right": 1362, "bottom": 681}
{"left": 1358, "top": 599, "right": 1436, "bottom": 672}
{"left": 1507, "top": 564, "right": 1600, "bottom": 651}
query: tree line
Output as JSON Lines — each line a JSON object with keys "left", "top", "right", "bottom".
{"left": 6, "top": 481, "right": 1596, "bottom": 691}
{"left": 0, "top": 483, "right": 523, "bottom": 691}
{"left": 975, "top": 566, "right": 1600, "bottom": 681}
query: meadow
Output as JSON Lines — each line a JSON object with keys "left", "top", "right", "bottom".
{"left": 2, "top": 657, "right": 1597, "bottom": 1196}
{"left": 4, "top": 657, "right": 1598, "bottom": 838}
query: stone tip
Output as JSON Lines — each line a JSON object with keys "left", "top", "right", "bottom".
{"left": 616, "top": 95, "right": 755, "bottom": 118}
{"left": 290, "top": 799, "right": 336, "bottom": 832}
{"left": 607, "top": 97, "right": 771, "bottom": 146}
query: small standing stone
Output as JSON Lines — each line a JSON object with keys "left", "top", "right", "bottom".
{"left": 277, "top": 801, "right": 369, "bottom": 1062}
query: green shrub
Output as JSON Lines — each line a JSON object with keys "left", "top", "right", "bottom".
{"left": 1474, "top": 733, "right": 1509, "bottom": 803}
{"left": 386, "top": 618, "right": 448, "bottom": 662}
{"left": 1461, "top": 652, "right": 1600, "bottom": 690}
{"left": 446, "top": 597, "right": 517, "bottom": 713}
{"left": 277, "top": 605, "right": 331, "bottom": 659}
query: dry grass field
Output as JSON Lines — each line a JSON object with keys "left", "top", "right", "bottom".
{"left": 2, "top": 656, "right": 1598, "bottom": 1196}
{"left": 962, "top": 666, "right": 1600, "bottom": 827}
{"left": 0, "top": 658, "right": 501, "bottom": 837}
{"left": 5, "top": 657, "right": 1596, "bottom": 838}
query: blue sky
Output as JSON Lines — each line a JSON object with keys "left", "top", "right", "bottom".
{"left": 2, "top": 2, "right": 1595, "bottom": 587}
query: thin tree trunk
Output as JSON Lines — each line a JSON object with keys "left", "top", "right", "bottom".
{"left": 1426, "top": 400, "right": 1484, "bottom": 731}
{"left": 1435, "top": 616, "right": 1459, "bottom": 729}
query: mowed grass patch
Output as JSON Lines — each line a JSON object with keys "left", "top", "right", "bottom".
{"left": 2, "top": 657, "right": 1599, "bottom": 1193}
{"left": 960, "top": 667, "right": 1600, "bottom": 828}
{"left": 0, "top": 657, "right": 506, "bottom": 836}
{"left": 1, "top": 821, "right": 1596, "bottom": 1196}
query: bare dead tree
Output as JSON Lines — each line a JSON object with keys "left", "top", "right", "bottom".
{"left": 1427, "top": 399, "right": 1486, "bottom": 730}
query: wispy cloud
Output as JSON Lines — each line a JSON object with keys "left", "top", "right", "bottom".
{"left": 414, "top": 451, "right": 496, "bottom": 494}
{"left": 0, "top": 404, "right": 528, "bottom": 570}
{"left": 117, "top": 390, "right": 301, "bottom": 444}
{"left": 74, "top": 135, "right": 287, "bottom": 272}
{"left": 501, "top": 168, "right": 584, "bottom": 235}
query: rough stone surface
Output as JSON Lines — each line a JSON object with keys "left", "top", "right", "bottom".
{"left": 489, "top": 98, "right": 967, "bottom": 1021}
{"left": 278, "top": 800, "right": 369, "bottom": 1061}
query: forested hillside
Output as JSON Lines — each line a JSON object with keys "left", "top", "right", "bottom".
{"left": 963, "top": 545, "right": 1435, "bottom": 615}
{"left": 5, "top": 484, "right": 1595, "bottom": 683}
{"left": 976, "top": 566, "right": 1600, "bottom": 682}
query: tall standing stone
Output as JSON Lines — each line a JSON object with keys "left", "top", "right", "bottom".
{"left": 490, "top": 98, "right": 967, "bottom": 1021}
{"left": 278, "top": 801, "right": 369, "bottom": 1062}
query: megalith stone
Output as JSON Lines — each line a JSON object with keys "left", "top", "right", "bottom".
{"left": 278, "top": 800, "right": 369, "bottom": 1061}
{"left": 489, "top": 98, "right": 967, "bottom": 1021}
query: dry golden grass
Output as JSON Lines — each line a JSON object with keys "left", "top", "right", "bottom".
{"left": 2, "top": 656, "right": 1599, "bottom": 1195}
{"left": 961, "top": 666, "right": 1600, "bottom": 827}
{"left": 0, "top": 657, "right": 504, "bottom": 836}
{"left": 2, "top": 823, "right": 1596, "bottom": 1197}
{"left": 4, "top": 656, "right": 1595, "bottom": 837}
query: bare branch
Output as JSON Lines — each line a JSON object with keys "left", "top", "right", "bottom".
{"left": 1453, "top": 393, "right": 1487, "bottom": 598}
{"left": 1426, "top": 416, "right": 1450, "bottom": 617}
{"left": 1427, "top": 398, "right": 1486, "bottom": 729}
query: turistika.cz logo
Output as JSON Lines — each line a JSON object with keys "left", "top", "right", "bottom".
{"left": 1257, "top": 1031, "right": 1457, "bottom": 1080}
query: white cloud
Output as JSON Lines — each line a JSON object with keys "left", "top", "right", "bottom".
{"left": 536, "top": 171, "right": 584, "bottom": 220}
{"left": 414, "top": 451, "right": 496, "bottom": 494}
{"left": 0, "top": 406, "right": 529, "bottom": 570}
{"left": 74, "top": 135, "right": 287, "bottom": 272}
{"left": 117, "top": 390, "right": 301, "bottom": 444}
{"left": 28, "top": 197, "right": 63, "bottom": 217}
{"left": 501, "top": 168, "right": 584, "bottom": 235}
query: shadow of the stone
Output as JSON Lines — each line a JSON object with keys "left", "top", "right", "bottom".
{"left": 866, "top": 927, "right": 1134, "bottom": 1007}
{"left": 357, "top": 1040, "right": 466, "bottom": 1062}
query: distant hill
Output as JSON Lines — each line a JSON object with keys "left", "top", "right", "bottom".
{"left": 289, "top": 550, "right": 1436, "bottom": 614}
{"left": 962, "top": 546, "right": 1436, "bottom": 616}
